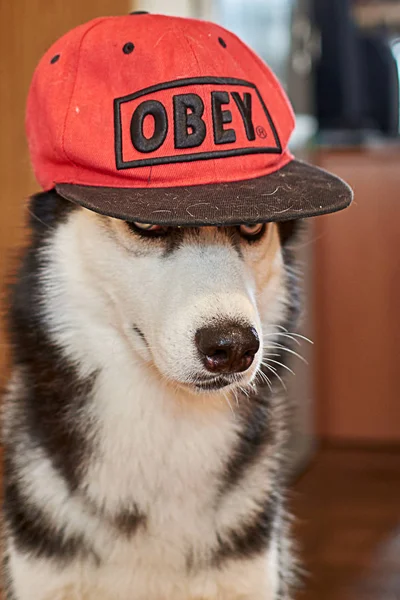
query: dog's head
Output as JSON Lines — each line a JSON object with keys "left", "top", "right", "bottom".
{"left": 31, "top": 192, "right": 298, "bottom": 395}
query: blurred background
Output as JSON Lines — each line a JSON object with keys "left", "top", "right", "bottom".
{"left": 0, "top": 1, "right": 399, "bottom": 599}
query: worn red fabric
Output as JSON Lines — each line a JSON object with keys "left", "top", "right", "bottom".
{"left": 26, "top": 14, "right": 295, "bottom": 191}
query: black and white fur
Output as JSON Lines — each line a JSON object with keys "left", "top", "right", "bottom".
{"left": 2, "top": 190, "right": 301, "bottom": 600}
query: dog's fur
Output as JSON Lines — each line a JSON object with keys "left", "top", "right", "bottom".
{"left": 2, "top": 190, "right": 301, "bottom": 600}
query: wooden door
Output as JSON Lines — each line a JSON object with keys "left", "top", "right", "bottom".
{"left": 0, "top": 0, "right": 131, "bottom": 387}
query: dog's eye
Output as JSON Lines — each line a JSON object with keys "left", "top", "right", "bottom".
{"left": 238, "top": 223, "right": 265, "bottom": 239}
{"left": 126, "top": 222, "right": 169, "bottom": 237}
{"left": 133, "top": 222, "right": 161, "bottom": 231}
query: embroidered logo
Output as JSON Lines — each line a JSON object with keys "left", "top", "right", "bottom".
{"left": 114, "top": 77, "right": 281, "bottom": 170}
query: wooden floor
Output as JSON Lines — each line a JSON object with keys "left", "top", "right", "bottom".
{"left": 291, "top": 446, "right": 400, "bottom": 600}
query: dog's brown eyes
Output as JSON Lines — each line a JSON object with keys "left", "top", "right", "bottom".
{"left": 238, "top": 223, "right": 266, "bottom": 240}
{"left": 127, "top": 222, "right": 169, "bottom": 237}
{"left": 133, "top": 223, "right": 162, "bottom": 232}
{"left": 127, "top": 221, "right": 266, "bottom": 241}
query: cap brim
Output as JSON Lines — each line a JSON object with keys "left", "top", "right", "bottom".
{"left": 56, "top": 159, "right": 353, "bottom": 226}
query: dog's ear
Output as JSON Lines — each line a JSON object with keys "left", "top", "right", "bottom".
{"left": 28, "top": 189, "right": 77, "bottom": 231}
{"left": 277, "top": 220, "right": 303, "bottom": 246}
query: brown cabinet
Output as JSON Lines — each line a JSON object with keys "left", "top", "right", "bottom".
{"left": 313, "top": 149, "right": 400, "bottom": 443}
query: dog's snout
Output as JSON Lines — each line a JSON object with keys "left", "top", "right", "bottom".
{"left": 195, "top": 322, "right": 260, "bottom": 374}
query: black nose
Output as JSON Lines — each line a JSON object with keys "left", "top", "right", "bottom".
{"left": 195, "top": 322, "right": 260, "bottom": 374}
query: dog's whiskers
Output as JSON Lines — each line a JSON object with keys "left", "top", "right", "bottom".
{"left": 261, "top": 358, "right": 295, "bottom": 376}
{"left": 222, "top": 391, "right": 235, "bottom": 415}
{"left": 263, "top": 326, "right": 313, "bottom": 346}
{"left": 261, "top": 362, "right": 287, "bottom": 391}
{"left": 264, "top": 333, "right": 313, "bottom": 346}
{"left": 238, "top": 384, "right": 251, "bottom": 398}
{"left": 257, "top": 369, "right": 273, "bottom": 392}
{"left": 276, "top": 325, "right": 313, "bottom": 343}
{"left": 232, "top": 387, "right": 241, "bottom": 407}
{"left": 263, "top": 343, "right": 308, "bottom": 365}
{"left": 263, "top": 332, "right": 301, "bottom": 346}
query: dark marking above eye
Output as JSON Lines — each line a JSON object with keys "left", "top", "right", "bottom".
{"left": 162, "top": 227, "right": 185, "bottom": 256}
{"left": 50, "top": 54, "right": 60, "bottom": 64}
{"left": 123, "top": 42, "right": 135, "bottom": 54}
{"left": 218, "top": 37, "right": 227, "bottom": 48}
{"left": 130, "top": 10, "right": 149, "bottom": 15}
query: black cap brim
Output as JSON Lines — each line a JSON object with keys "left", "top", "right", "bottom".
{"left": 56, "top": 159, "right": 353, "bottom": 226}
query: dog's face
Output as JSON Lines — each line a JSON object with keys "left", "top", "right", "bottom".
{"left": 54, "top": 205, "right": 289, "bottom": 394}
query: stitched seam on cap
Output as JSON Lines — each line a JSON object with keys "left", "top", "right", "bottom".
{"left": 61, "top": 17, "right": 110, "bottom": 168}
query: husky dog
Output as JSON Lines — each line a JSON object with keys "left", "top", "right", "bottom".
{"left": 2, "top": 189, "right": 301, "bottom": 600}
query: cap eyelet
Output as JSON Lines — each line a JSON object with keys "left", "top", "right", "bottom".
{"left": 50, "top": 54, "right": 60, "bottom": 64}
{"left": 123, "top": 42, "right": 135, "bottom": 54}
{"left": 218, "top": 37, "right": 227, "bottom": 48}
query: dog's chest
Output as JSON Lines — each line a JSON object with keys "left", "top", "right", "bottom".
{"left": 83, "top": 368, "right": 241, "bottom": 555}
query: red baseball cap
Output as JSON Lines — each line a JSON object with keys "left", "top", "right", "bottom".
{"left": 26, "top": 12, "right": 352, "bottom": 226}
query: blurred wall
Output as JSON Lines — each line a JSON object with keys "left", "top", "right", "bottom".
{"left": 0, "top": 0, "right": 130, "bottom": 386}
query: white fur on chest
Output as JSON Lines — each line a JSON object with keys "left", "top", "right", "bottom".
{"left": 87, "top": 352, "right": 240, "bottom": 540}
